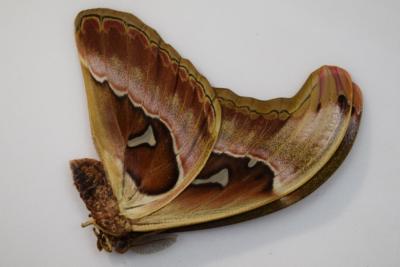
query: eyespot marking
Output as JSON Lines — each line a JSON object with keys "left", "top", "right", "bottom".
{"left": 127, "top": 126, "right": 156, "bottom": 147}
{"left": 192, "top": 168, "right": 229, "bottom": 188}
{"left": 248, "top": 158, "right": 258, "bottom": 168}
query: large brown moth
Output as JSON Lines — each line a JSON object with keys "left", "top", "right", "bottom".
{"left": 71, "top": 8, "right": 363, "bottom": 253}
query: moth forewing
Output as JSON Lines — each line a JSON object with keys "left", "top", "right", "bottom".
{"left": 75, "top": 8, "right": 222, "bottom": 220}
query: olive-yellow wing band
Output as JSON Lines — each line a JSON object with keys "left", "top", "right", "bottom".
{"left": 131, "top": 66, "right": 361, "bottom": 231}
{"left": 75, "top": 8, "right": 221, "bottom": 220}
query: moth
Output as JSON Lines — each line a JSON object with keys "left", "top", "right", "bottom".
{"left": 71, "top": 8, "right": 363, "bottom": 253}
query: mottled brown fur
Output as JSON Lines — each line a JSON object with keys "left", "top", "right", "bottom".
{"left": 71, "top": 159, "right": 130, "bottom": 236}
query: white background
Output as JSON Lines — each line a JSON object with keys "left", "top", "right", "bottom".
{"left": 0, "top": 1, "right": 399, "bottom": 266}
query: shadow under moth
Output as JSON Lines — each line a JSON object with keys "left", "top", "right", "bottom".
{"left": 71, "top": 8, "right": 363, "bottom": 253}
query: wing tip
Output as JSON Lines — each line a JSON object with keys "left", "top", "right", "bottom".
{"left": 351, "top": 82, "right": 363, "bottom": 115}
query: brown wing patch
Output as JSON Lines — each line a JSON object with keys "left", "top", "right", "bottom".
{"left": 124, "top": 120, "right": 179, "bottom": 196}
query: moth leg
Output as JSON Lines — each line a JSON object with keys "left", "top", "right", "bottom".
{"left": 93, "top": 227, "right": 113, "bottom": 252}
{"left": 81, "top": 218, "right": 95, "bottom": 228}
